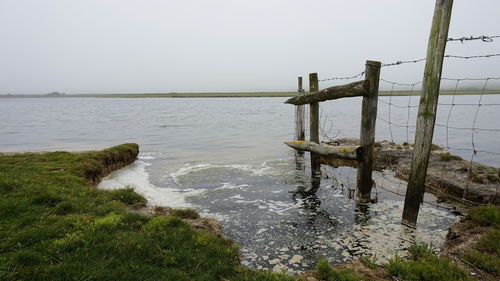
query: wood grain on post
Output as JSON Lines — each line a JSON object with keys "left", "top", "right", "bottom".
{"left": 356, "top": 60, "right": 381, "bottom": 203}
{"left": 284, "top": 80, "right": 368, "bottom": 105}
{"left": 309, "top": 73, "right": 321, "bottom": 178}
{"left": 402, "top": 0, "right": 454, "bottom": 227}
{"left": 295, "top": 77, "right": 305, "bottom": 141}
{"left": 284, "top": 141, "right": 359, "bottom": 160}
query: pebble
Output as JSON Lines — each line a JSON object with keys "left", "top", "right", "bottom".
{"left": 256, "top": 228, "right": 268, "bottom": 235}
{"left": 269, "top": 259, "right": 281, "bottom": 265}
{"left": 288, "top": 255, "right": 303, "bottom": 264}
{"left": 272, "top": 263, "right": 287, "bottom": 273}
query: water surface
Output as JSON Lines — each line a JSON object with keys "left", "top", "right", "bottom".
{"left": 2, "top": 96, "right": 499, "bottom": 273}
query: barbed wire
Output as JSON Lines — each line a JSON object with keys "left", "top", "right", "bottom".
{"left": 319, "top": 72, "right": 365, "bottom": 83}
{"left": 444, "top": 53, "right": 500, "bottom": 59}
{"left": 381, "top": 53, "right": 500, "bottom": 67}
{"left": 381, "top": 58, "right": 426, "bottom": 67}
{"left": 447, "top": 35, "right": 500, "bottom": 43}
{"left": 441, "top": 76, "right": 500, "bottom": 81}
{"left": 380, "top": 78, "right": 423, "bottom": 87}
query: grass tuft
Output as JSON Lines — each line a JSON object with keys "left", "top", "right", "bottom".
{"left": 408, "top": 243, "right": 434, "bottom": 260}
{"left": 467, "top": 205, "right": 500, "bottom": 228}
{"left": 359, "top": 256, "right": 378, "bottom": 270}
{"left": 170, "top": 208, "right": 201, "bottom": 219}
{"left": 12, "top": 250, "right": 44, "bottom": 266}
{"left": 440, "top": 153, "right": 462, "bottom": 162}
{"left": 463, "top": 250, "right": 500, "bottom": 274}
{"left": 386, "top": 255, "right": 471, "bottom": 281}
{"left": 109, "top": 187, "right": 147, "bottom": 209}
{"left": 463, "top": 229, "right": 500, "bottom": 274}
{"left": 315, "top": 258, "right": 364, "bottom": 281}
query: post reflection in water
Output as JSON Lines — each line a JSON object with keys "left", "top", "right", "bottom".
{"left": 293, "top": 152, "right": 375, "bottom": 233}
{"left": 354, "top": 203, "right": 371, "bottom": 225}
{"left": 293, "top": 152, "right": 339, "bottom": 229}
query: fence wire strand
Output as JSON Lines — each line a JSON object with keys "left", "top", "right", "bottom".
{"left": 382, "top": 53, "right": 500, "bottom": 67}
{"left": 319, "top": 72, "right": 365, "bottom": 83}
{"left": 447, "top": 35, "right": 500, "bottom": 43}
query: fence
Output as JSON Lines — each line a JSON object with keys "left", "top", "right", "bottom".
{"left": 287, "top": 0, "right": 499, "bottom": 226}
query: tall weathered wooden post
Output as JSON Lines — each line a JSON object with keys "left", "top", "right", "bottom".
{"left": 295, "top": 77, "right": 305, "bottom": 141}
{"left": 356, "top": 60, "right": 381, "bottom": 203}
{"left": 402, "top": 0, "right": 454, "bottom": 227}
{"left": 309, "top": 73, "right": 321, "bottom": 178}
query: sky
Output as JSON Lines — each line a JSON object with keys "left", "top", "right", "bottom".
{"left": 0, "top": 0, "right": 499, "bottom": 94}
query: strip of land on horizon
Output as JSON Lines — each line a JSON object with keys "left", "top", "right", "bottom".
{"left": 1, "top": 90, "right": 499, "bottom": 98}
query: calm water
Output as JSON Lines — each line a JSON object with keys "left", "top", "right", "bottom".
{"left": 1, "top": 96, "right": 499, "bottom": 273}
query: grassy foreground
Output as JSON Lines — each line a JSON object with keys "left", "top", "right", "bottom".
{"left": 1, "top": 144, "right": 497, "bottom": 280}
{"left": 0, "top": 144, "right": 294, "bottom": 281}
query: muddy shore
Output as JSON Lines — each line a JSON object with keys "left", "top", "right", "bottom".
{"left": 323, "top": 138, "right": 499, "bottom": 206}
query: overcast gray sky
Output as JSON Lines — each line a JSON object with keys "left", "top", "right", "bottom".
{"left": 1, "top": 0, "right": 499, "bottom": 94}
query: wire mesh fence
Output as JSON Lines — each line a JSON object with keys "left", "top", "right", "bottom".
{"left": 307, "top": 35, "right": 500, "bottom": 207}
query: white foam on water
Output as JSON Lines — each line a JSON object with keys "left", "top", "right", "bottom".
{"left": 98, "top": 160, "right": 193, "bottom": 208}
{"left": 215, "top": 182, "right": 249, "bottom": 191}
{"left": 231, "top": 197, "right": 304, "bottom": 215}
{"left": 199, "top": 210, "right": 231, "bottom": 222}
{"left": 138, "top": 152, "right": 162, "bottom": 160}
{"left": 170, "top": 162, "right": 274, "bottom": 184}
{"left": 327, "top": 199, "right": 459, "bottom": 264}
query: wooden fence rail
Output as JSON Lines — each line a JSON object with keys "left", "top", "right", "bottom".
{"left": 285, "top": 60, "right": 381, "bottom": 203}
{"left": 285, "top": 80, "right": 368, "bottom": 105}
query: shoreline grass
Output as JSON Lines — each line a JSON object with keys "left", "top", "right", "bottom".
{"left": 0, "top": 144, "right": 294, "bottom": 281}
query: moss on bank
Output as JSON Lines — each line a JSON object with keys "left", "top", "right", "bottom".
{"left": 0, "top": 144, "right": 293, "bottom": 281}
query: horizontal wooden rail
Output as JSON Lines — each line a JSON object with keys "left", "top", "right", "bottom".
{"left": 284, "top": 141, "right": 359, "bottom": 160}
{"left": 284, "top": 80, "right": 368, "bottom": 105}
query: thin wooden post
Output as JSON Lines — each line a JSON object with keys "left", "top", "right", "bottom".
{"left": 295, "top": 77, "right": 305, "bottom": 141}
{"left": 402, "top": 0, "right": 453, "bottom": 227}
{"left": 356, "top": 60, "right": 381, "bottom": 203}
{"left": 309, "top": 73, "right": 321, "bottom": 178}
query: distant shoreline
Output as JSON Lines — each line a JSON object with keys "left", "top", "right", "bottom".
{"left": 1, "top": 90, "right": 499, "bottom": 98}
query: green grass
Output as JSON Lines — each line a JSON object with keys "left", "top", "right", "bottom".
{"left": 439, "top": 153, "right": 462, "bottom": 162}
{"left": 467, "top": 205, "right": 500, "bottom": 228}
{"left": 109, "top": 187, "right": 147, "bottom": 209}
{"left": 359, "top": 256, "right": 378, "bottom": 270}
{"left": 315, "top": 258, "right": 364, "bottom": 281}
{"left": 386, "top": 254, "right": 472, "bottom": 281}
{"left": 384, "top": 242, "right": 472, "bottom": 281}
{"left": 408, "top": 243, "right": 434, "bottom": 260}
{"left": 463, "top": 251, "right": 500, "bottom": 274}
{"left": 0, "top": 144, "right": 294, "bottom": 281}
{"left": 460, "top": 206, "right": 500, "bottom": 275}
{"left": 170, "top": 208, "right": 201, "bottom": 220}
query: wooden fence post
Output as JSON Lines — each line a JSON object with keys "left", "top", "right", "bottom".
{"left": 402, "top": 0, "right": 454, "bottom": 227}
{"left": 309, "top": 73, "right": 321, "bottom": 178}
{"left": 295, "top": 77, "right": 305, "bottom": 141}
{"left": 356, "top": 60, "right": 381, "bottom": 203}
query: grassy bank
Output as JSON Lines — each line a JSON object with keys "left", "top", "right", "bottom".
{"left": 1, "top": 90, "right": 499, "bottom": 99}
{"left": 0, "top": 144, "right": 294, "bottom": 281}
{"left": 1, "top": 144, "right": 497, "bottom": 280}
